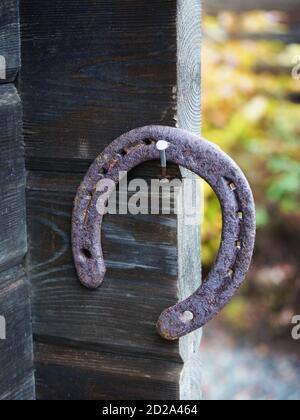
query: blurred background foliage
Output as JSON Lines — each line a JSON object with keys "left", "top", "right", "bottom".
{"left": 202, "top": 10, "right": 300, "bottom": 344}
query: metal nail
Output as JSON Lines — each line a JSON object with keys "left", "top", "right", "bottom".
{"left": 156, "top": 140, "right": 169, "bottom": 178}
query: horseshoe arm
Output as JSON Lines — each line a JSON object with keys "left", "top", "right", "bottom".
{"left": 72, "top": 126, "right": 256, "bottom": 340}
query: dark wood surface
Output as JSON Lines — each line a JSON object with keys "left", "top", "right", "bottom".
{"left": 0, "top": 86, "right": 31, "bottom": 400}
{"left": 20, "top": 0, "right": 177, "bottom": 172}
{"left": 176, "top": 0, "right": 202, "bottom": 400}
{"left": 0, "top": 266, "right": 35, "bottom": 400}
{"left": 26, "top": 167, "right": 180, "bottom": 361}
{"left": 0, "top": 0, "right": 20, "bottom": 83}
{"left": 26, "top": 165, "right": 182, "bottom": 399}
{"left": 0, "top": 85, "right": 26, "bottom": 272}
{"left": 0, "top": 0, "right": 34, "bottom": 401}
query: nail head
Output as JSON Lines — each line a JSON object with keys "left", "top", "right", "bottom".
{"left": 156, "top": 140, "right": 170, "bottom": 151}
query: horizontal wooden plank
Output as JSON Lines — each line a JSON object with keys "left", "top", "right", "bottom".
{"left": 0, "top": 265, "right": 35, "bottom": 400}
{"left": 20, "top": 0, "right": 177, "bottom": 171}
{"left": 26, "top": 165, "right": 182, "bottom": 363}
{"left": 34, "top": 342, "right": 180, "bottom": 400}
{"left": 0, "top": 0, "right": 20, "bottom": 82}
{"left": 26, "top": 157, "right": 96, "bottom": 175}
{"left": 0, "top": 85, "right": 26, "bottom": 271}
{"left": 204, "top": 0, "right": 300, "bottom": 13}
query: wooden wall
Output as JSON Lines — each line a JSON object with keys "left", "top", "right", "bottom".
{"left": 20, "top": 0, "right": 203, "bottom": 400}
{"left": 177, "top": 0, "right": 202, "bottom": 400}
{"left": 0, "top": 266, "right": 35, "bottom": 400}
{"left": 0, "top": 0, "right": 35, "bottom": 401}
{"left": 0, "top": 0, "right": 20, "bottom": 83}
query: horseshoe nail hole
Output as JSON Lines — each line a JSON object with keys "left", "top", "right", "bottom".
{"left": 120, "top": 149, "right": 127, "bottom": 156}
{"left": 229, "top": 182, "right": 237, "bottom": 191}
{"left": 81, "top": 248, "right": 92, "bottom": 259}
{"left": 237, "top": 211, "right": 244, "bottom": 220}
{"left": 143, "top": 138, "right": 155, "bottom": 145}
{"left": 181, "top": 311, "right": 194, "bottom": 323}
{"left": 236, "top": 240, "right": 242, "bottom": 250}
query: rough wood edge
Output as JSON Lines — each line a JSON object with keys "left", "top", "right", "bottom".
{"left": 0, "top": 0, "right": 34, "bottom": 400}
{"left": 177, "top": 0, "right": 203, "bottom": 401}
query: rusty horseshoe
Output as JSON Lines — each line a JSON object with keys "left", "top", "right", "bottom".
{"left": 72, "top": 126, "right": 256, "bottom": 340}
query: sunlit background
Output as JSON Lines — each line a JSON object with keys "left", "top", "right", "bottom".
{"left": 201, "top": 3, "right": 300, "bottom": 400}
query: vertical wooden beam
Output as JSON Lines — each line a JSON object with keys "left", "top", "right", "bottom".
{"left": 0, "top": 1, "right": 35, "bottom": 400}
{"left": 177, "top": 0, "right": 203, "bottom": 400}
{"left": 0, "top": 85, "right": 26, "bottom": 271}
{"left": 0, "top": 0, "right": 20, "bottom": 83}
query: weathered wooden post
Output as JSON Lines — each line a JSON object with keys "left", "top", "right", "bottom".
{"left": 0, "top": 0, "right": 35, "bottom": 400}
{"left": 20, "top": 0, "right": 202, "bottom": 400}
{"left": 177, "top": 0, "right": 203, "bottom": 400}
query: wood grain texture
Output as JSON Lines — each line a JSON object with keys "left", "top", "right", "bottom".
{"left": 0, "top": 85, "right": 26, "bottom": 272}
{"left": 204, "top": 0, "right": 300, "bottom": 13}
{"left": 27, "top": 167, "right": 180, "bottom": 360}
{"left": 0, "top": 1, "right": 33, "bottom": 400}
{"left": 0, "top": 266, "right": 35, "bottom": 400}
{"left": 177, "top": 0, "right": 203, "bottom": 401}
{"left": 26, "top": 164, "right": 182, "bottom": 400}
{"left": 21, "top": 0, "right": 186, "bottom": 400}
{"left": 34, "top": 342, "right": 180, "bottom": 400}
{"left": 20, "top": 0, "right": 177, "bottom": 172}
{"left": 0, "top": 0, "right": 20, "bottom": 83}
